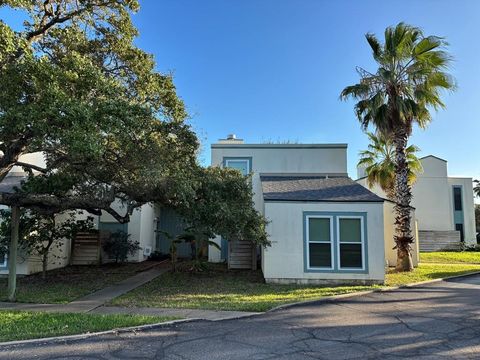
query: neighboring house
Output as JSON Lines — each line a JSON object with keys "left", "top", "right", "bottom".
{"left": 209, "top": 135, "right": 410, "bottom": 284}
{"left": 0, "top": 152, "right": 160, "bottom": 275}
{"left": 357, "top": 155, "right": 476, "bottom": 250}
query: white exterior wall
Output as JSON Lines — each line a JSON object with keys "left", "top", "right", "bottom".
{"left": 262, "top": 201, "right": 385, "bottom": 284}
{"left": 211, "top": 144, "right": 348, "bottom": 213}
{"left": 358, "top": 156, "right": 476, "bottom": 246}
{"left": 411, "top": 157, "right": 453, "bottom": 232}
{"left": 10, "top": 152, "right": 46, "bottom": 174}
{"left": 448, "top": 177, "right": 476, "bottom": 245}
{"left": 383, "top": 202, "right": 419, "bottom": 267}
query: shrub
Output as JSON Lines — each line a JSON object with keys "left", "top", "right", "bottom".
{"left": 102, "top": 231, "right": 141, "bottom": 263}
{"left": 148, "top": 251, "right": 170, "bottom": 261}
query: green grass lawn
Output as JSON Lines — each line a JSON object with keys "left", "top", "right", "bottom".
{"left": 0, "top": 311, "right": 178, "bottom": 342}
{"left": 420, "top": 251, "right": 480, "bottom": 264}
{"left": 110, "top": 259, "right": 480, "bottom": 312}
{"left": 386, "top": 263, "right": 480, "bottom": 286}
{"left": 0, "top": 261, "right": 162, "bottom": 304}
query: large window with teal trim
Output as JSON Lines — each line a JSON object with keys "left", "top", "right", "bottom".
{"left": 304, "top": 212, "right": 367, "bottom": 272}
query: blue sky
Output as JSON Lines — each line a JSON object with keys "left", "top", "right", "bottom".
{"left": 2, "top": 0, "right": 480, "bottom": 179}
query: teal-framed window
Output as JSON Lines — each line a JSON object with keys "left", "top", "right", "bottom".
{"left": 303, "top": 212, "right": 368, "bottom": 273}
{"left": 223, "top": 157, "right": 252, "bottom": 176}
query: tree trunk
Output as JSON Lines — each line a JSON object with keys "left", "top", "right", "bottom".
{"left": 393, "top": 127, "right": 414, "bottom": 271}
{"left": 7, "top": 206, "right": 20, "bottom": 302}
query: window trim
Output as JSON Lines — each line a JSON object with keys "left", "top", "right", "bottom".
{"left": 223, "top": 157, "right": 252, "bottom": 175}
{"left": 336, "top": 215, "right": 366, "bottom": 271}
{"left": 305, "top": 215, "right": 334, "bottom": 271}
{"left": 303, "top": 211, "right": 369, "bottom": 274}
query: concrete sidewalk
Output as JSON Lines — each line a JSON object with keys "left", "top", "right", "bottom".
{"left": 91, "top": 305, "right": 260, "bottom": 321}
{"left": 0, "top": 265, "right": 259, "bottom": 321}
{"left": 67, "top": 266, "right": 169, "bottom": 312}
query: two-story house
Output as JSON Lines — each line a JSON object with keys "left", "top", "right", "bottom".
{"left": 210, "top": 135, "right": 393, "bottom": 285}
{"left": 357, "top": 155, "right": 476, "bottom": 251}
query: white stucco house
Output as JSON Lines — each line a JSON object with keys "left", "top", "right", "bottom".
{"left": 357, "top": 155, "right": 476, "bottom": 250}
{"left": 208, "top": 135, "right": 409, "bottom": 284}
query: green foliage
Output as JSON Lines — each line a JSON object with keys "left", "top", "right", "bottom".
{"left": 340, "top": 22, "right": 455, "bottom": 136}
{"left": 359, "top": 132, "right": 423, "bottom": 200}
{"left": 102, "top": 230, "right": 140, "bottom": 263}
{"left": 0, "top": 1, "right": 269, "bottom": 268}
{"left": 175, "top": 167, "right": 269, "bottom": 247}
{"left": 0, "top": 1, "right": 198, "bottom": 220}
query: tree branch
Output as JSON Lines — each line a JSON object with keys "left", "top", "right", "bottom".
{"left": 14, "top": 162, "right": 47, "bottom": 173}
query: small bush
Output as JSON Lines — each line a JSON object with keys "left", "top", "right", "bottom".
{"left": 462, "top": 243, "right": 480, "bottom": 252}
{"left": 148, "top": 251, "right": 170, "bottom": 261}
{"left": 102, "top": 231, "right": 141, "bottom": 263}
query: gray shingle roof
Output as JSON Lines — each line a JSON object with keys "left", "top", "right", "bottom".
{"left": 261, "top": 176, "right": 384, "bottom": 202}
{"left": 0, "top": 175, "right": 26, "bottom": 194}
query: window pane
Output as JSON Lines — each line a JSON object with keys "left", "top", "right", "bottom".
{"left": 339, "top": 218, "right": 361, "bottom": 243}
{"left": 340, "top": 244, "right": 362, "bottom": 268}
{"left": 455, "top": 223, "right": 464, "bottom": 242}
{"left": 309, "top": 218, "right": 330, "bottom": 242}
{"left": 226, "top": 160, "right": 249, "bottom": 176}
{"left": 454, "top": 187, "right": 462, "bottom": 211}
{"left": 309, "top": 243, "right": 331, "bottom": 268}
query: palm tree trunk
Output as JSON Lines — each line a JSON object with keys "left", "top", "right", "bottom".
{"left": 393, "top": 127, "right": 414, "bottom": 271}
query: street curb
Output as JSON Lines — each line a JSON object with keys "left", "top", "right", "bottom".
{"left": 0, "top": 318, "right": 201, "bottom": 348}
{"left": 1, "top": 270, "right": 479, "bottom": 347}
{"left": 266, "top": 269, "right": 480, "bottom": 312}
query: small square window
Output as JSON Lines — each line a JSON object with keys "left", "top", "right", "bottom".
{"left": 225, "top": 159, "right": 250, "bottom": 176}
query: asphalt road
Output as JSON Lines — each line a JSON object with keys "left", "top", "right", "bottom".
{"left": 1, "top": 274, "right": 480, "bottom": 359}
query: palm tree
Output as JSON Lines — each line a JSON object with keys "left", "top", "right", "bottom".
{"left": 359, "top": 132, "right": 423, "bottom": 201}
{"left": 341, "top": 23, "right": 454, "bottom": 271}
{"left": 474, "top": 180, "right": 480, "bottom": 198}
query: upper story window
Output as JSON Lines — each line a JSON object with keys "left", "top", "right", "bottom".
{"left": 453, "top": 187, "right": 462, "bottom": 211}
{"left": 224, "top": 158, "right": 252, "bottom": 176}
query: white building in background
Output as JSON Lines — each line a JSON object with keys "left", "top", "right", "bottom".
{"left": 357, "top": 155, "right": 476, "bottom": 249}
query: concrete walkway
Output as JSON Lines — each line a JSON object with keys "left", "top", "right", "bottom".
{"left": 0, "top": 266, "right": 259, "bottom": 321}
{"left": 91, "top": 305, "right": 260, "bottom": 321}
{"left": 67, "top": 266, "right": 168, "bottom": 312}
